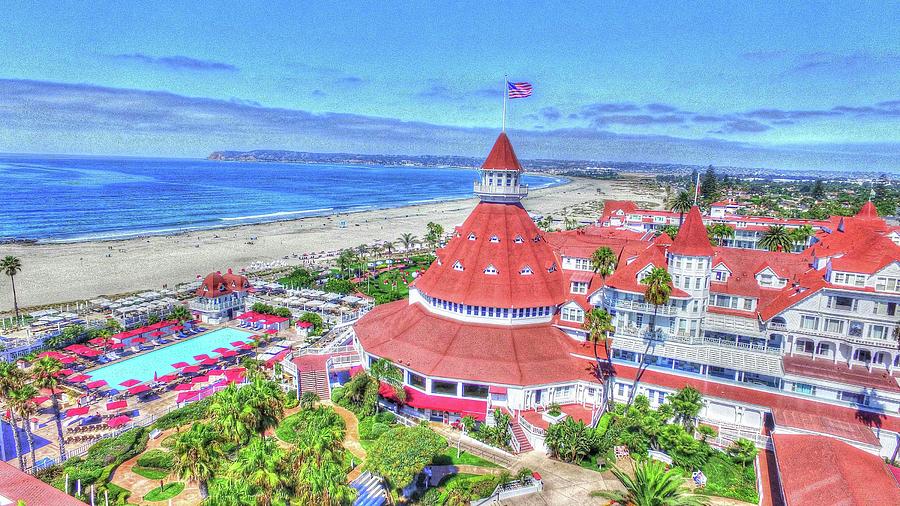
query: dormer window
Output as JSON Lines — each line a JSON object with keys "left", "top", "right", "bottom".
{"left": 468, "top": 233, "right": 477, "bottom": 241}
{"left": 547, "top": 263, "right": 558, "bottom": 273}
{"left": 452, "top": 261, "right": 464, "bottom": 272}
{"left": 520, "top": 265, "right": 533, "bottom": 275}
{"left": 484, "top": 264, "right": 498, "bottom": 275}
{"left": 514, "top": 235, "right": 524, "bottom": 244}
{"left": 490, "top": 235, "right": 500, "bottom": 243}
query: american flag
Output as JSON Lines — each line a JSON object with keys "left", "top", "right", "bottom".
{"left": 507, "top": 81, "right": 532, "bottom": 99}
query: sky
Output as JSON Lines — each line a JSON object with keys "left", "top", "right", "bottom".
{"left": 1, "top": 1, "right": 899, "bottom": 172}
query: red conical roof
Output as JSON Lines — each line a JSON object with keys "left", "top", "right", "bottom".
{"left": 481, "top": 132, "right": 522, "bottom": 171}
{"left": 669, "top": 206, "right": 714, "bottom": 257}
{"left": 855, "top": 201, "right": 879, "bottom": 220}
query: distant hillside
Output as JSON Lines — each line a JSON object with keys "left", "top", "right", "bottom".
{"left": 208, "top": 149, "right": 480, "bottom": 168}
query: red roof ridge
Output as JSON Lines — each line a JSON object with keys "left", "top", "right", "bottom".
{"left": 856, "top": 200, "right": 879, "bottom": 219}
{"left": 669, "top": 206, "right": 714, "bottom": 257}
{"left": 481, "top": 132, "right": 523, "bottom": 171}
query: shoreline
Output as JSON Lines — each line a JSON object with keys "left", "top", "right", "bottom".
{"left": 0, "top": 175, "right": 664, "bottom": 311}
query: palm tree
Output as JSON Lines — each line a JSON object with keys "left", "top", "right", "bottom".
{"left": 209, "top": 384, "right": 254, "bottom": 444}
{"left": 229, "top": 437, "right": 291, "bottom": 506}
{"left": 564, "top": 216, "right": 579, "bottom": 230}
{"left": 594, "top": 459, "right": 709, "bottom": 506}
{"left": 169, "top": 305, "right": 191, "bottom": 322}
{"left": 243, "top": 378, "right": 285, "bottom": 435}
{"left": 789, "top": 224, "right": 814, "bottom": 250}
{"left": 0, "top": 362, "right": 26, "bottom": 468}
{"left": 669, "top": 191, "right": 693, "bottom": 226}
{"left": 659, "top": 225, "right": 680, "bottom": 239}
{"left": 369, "top": 358, "right": 406, "bottom": 403}
{"left": 172, "top": 422, "right": 224, "bottom": 499}
{"left": 544, "top": 417, "right": 596, "bottom": 464}
{"left": 300, "top": 391, "right": 320, "bottom": 411}
{"left": 591, "top": 247, "right": 618, "bottom": 278}
{"left": 9, "top": 384, "right": 39, "bottom": 468}
{"left": 668, "top": 386, "right": 703, "bottom": 430}
{"left": 382, "top": 241, "right": 396, "bottom": 258}
{"left": 629, "top": 267, "right": 672, "bottom": 405}
{"left": 1, "top": 256, "right": 23, "bottom": 319}
{"left": 583, "top": 308, "right": 614, "bottom": 406}
{"left": 758, "top": 225, "right": 793, "bottom": 252}
{"left": 398, "top": 233, "right": 418, "bottom": 251}
{"left": 706, "top": 223, "right": 735, "bottom": 246}
{"left": 31, "top": 357, "right": 66, "bottom": 461}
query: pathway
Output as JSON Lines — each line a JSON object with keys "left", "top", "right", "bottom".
{"left": 109, "top": 428, "right": 202, "bottom": 506}
{"left": 327, "top": 403, "right": 368, "bottom": 482}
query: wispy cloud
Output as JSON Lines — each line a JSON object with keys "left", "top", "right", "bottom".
{"left": 415, "top": 81, "right": 501, "bottom": 101}
{"left": 108, "top": 53, "right": 238, "bottom": 72}
{"left": 713, "top": 119, "right": 771, "bottom": 134}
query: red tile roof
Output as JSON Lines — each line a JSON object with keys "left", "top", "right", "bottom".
{"left": 782, "top": 355, "right": 900, "bottom": 392}
{"left": 480, "top": 132, "right": 522, "bottom": 171}
{"left": 0, "top": 460, "right": 87, "bottom": 505}
{"left": 772, "top": 433, "right": 900, "bottom": 506}
{"left": 195, "top": 268, "right": 251, "bottom": 297}
{"left": 771, "top": 407, "right": 881, "bottom": 446}
{"left": 413, "top": 202, "right": 565, "bottom": 308}
{"left": 669, "top": 206, "right": 714, "bottom": 257}
{"left": 603, "top": 244, "right": 690, "bottom": 298}
{"left": 354, "top": 300, "right": 599, "bottom": 386}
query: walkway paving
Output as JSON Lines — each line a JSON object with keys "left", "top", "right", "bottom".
{"left": 109, "top": 428, "right": 202, "bottom": 506}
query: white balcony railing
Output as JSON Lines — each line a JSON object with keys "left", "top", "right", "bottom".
{"left": 613, "top": 300, "right": 678, "bottom": 316}
{"left": 473, "top": 182, "right": 529, "bottom": 198}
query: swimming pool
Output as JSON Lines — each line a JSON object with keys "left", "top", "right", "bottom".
{"left": 85, "top": 328, "right": 255, "bottom": 386}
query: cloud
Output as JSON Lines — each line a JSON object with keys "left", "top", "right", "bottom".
{"left": 311, "top": 89, "right": 326, "bottom": 98}
{"left": 691, "top": 114, "right": 729, "bottom": 123}
{"left": 713, "top": 119, "right": 771, "bottom": 134}
{"left": 228, "top": 97, "right": 261, "bottom": 107}
{"left": 745, "top": 108, "right": 841, "bottom": 120}
{"left": 740, "top": 50, "right": 788, "bottom": 61}
{"left": 539, "top": 107, "right": 561, "bottom": 122}
{"left": 1, "top": 78, "right": 899, "bottom": 174}
{"left": 108, "top": 53, "right": 238, "bottom": 72}
{"left": 335, "top": 75, "right": 365, "bottom": 85}
{"left": 415, "top": 81, "right": 502, "bottom": 102}
{"left": 589, "top": 114, "right": 684, "bottom": 128}
{"left": 645, "top": 103, "right": 679, "bottom": 113}
{"left": 581, "top": 102, "right": 640, "bottom": 114}
{"left": 786, "top": 51, "right": 900, "bottom": 74}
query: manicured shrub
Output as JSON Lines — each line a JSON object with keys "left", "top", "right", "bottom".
{"left": 369, "top": 422, "right": 391, "bottom": 440}
{"left": 136, "top": 449, "right": 174, "bottom": 470}
{"left": 330, "top": 386, "right": 345, "bottom": 403}
{"left": 375, "top": 411, "right": 396, "bottom": 424}
{"left": 358, "top": 417, "right": 376, "bottom": 440}
{"left": 153, "top": 398, "right": 212, "bottom": 430}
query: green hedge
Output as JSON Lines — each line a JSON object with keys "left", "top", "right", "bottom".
{"left": 48, "top": 428, "right": 148, "bottom": 490}
{"left": 152, "top": 398, "right": 212, "bottom": 430}
{"left": 136, "top": 449, "right": 173, "bottom": 470}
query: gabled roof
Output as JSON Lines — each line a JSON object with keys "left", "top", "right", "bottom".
{"left": 480, "top": 132, "right": 522, "bottom": 171}
{"left": 669, "top": 206, "right": 714, "bottom": 257}
{"left": 855, "top": 200, "right": 879, "bottom": 220}
{"left": 0, "top": 460, "right": 87, "bottom": 505}
{"left": 195, "top": 268, "right": 251, "bottom": 298}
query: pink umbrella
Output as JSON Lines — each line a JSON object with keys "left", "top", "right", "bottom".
{"left": 182, "top": 365, "right": 201, "bottom": 374}
{"left": 156, "top": 374, "right": 178, "bottom": 383}
{"left": 127, "top": 384, "right": 151, "bottom": 395}
{"left": 107, "top": 415, "right": 130, "bottom": 428}
{"left": 39, "top": 351, "right": 65, "bottom": 359}
{"left": 230, "top": 341, "right": 245, "bottom": 347}
{"left": 208, "top": 369, "right": 226, "bottom": 376}
{"left": 191, "top": 375, "right": 210, "bottom": 384}
{"left": 221, "top": 350, "right": 238, "bottom": 358}
{"left": 60, "top": 356, "right": 77, "bottom": 364}
{"left": 31, "top": 396, "right": 50, "bottom": 406}
{"left": 106, "top": 400, "right": 127, "bottom": 411}
{"left": 173, "top": 383, "right": 193, "bottom": 391}
{"left": 171, "top": 361, "right": 190, "bottom": 368}
{"left": 110, "top": 343, "right": 125, "bottom": 349}
{"left": 77, "top": 348, "right": 101, "bottom": 357}
{"left": 85, "top": 380, "right": 108, "bottom": 389}
{"left": 212, "top": 347, "right": 229, "bottom": 354}
{"left": 199, "top": 358, "right": 218, "bottom": 366}
{"left": 265, "top": 329, "right": 278, "bottom": 335}
{"left": 130, "top": 337, "right": 147, "bottom": 344}
{"left": 68, "top": 374, "right": 91, "bottom": 383}
{"left": 57, "top": 368, "right": 74, "bottom": 376}
{"left": 120, "top": 379, "right": 141, "bottom": 387}
{"left": 193, "top": 354, "right": 210, "bottom": 361}
{"left": 176, "top": 392, "right": 198, "bottom": 404}
{"left": 150, "top": 331, "right": 165, "bottom": 337}
{"left": 65, "top": 406, "right": 90, "bottom": 417}
{"left": 88, "top": 337, "right": 106, "bottom": 346}
{"left": 171, "top": 325, "right": 184, "bottom": 331}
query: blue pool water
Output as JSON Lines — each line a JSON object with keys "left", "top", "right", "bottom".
{"left": 85, "top": 328, "right": 255, "bottom": 386}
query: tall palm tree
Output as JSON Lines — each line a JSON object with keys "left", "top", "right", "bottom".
{"left": 629, "top": 267, "right": 673, "bottom": 405}
{"left": 594, "top": 459, "right": 709, "bottom": 506}
{"left": 172, "top": 423, "right": 224, "bottom": 499}
{"left": 31, "top": 357, "right": 66, "bottom": 461}
{"left": 759, "top": 225, "right": 794, "bottom": 252}
{"left": 0, "top": 362, "right": 27, "bottom": 468}
{"left": 9, "top": 384, "right": 39, "bottom": 468}
{"left": 789, "top": 224, "right": 814, "bottom": 250}
{"left": 591, "top": 247, "right": 618, "bottom": 278}
{"left": 169, "top": 305, "right": 191, "bottom": 322}
{"left": 369, "top": 358, "right": 406, "bottom": 403}
{"left": 669, "top": 191, "right": 693, "bottom": 226}
{"left": 706, "top": 223, "right": 735, "bottom": 246}
{"left": 209, "top": 384, "right": 255, "bottom": 444}
{"left": 242, "top": 378, "right": 285, "bottom": 435}
{"left": 229, "top": 437, "right": 291, "bottom": 506}
{"left": 382, "top": 241, "right": 396, "bottom": 258}
{"left": 398, "top": 233, "right": 418, "bottom": 251}
{"left": 583, "top": 308, "right": 614, "bottom": 407}
{"left": 1, "top": 256, "right": 22, "bottom": 319}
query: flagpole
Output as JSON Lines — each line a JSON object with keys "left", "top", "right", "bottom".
{"left": 502, "top": 75, "right": 508, "bottom": 132}
{"left": 693, "top": 171, "right": 700, "bottom": 206}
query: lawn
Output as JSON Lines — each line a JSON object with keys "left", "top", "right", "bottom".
{"left": 433, "top": 447, "right": 500, "bottom": 468}
{"left": 132, "top": 466, "right": 169, "bottom": 480}
{"left": 356, "top": 256, "right": 433, "bottom": 303}
{"left": 144, "top": 482, "right": 184, "bottom": 502}
{"left": 696, "top": 452, "right": 759, "bottom": 503}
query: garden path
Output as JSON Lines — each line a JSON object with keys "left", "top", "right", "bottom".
{"left": 109, "top": 427, "right": 202, "bottom": 506}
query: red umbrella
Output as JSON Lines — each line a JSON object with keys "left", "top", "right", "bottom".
{"left": 127, "top": 384, "right": 151, "bottom": 395}
{"left": 181, "top": 365, "right": 201, "bottom": 374}
{"left": 107, "top": 415, "right": 131, "bottom": 428}
{"left": 150, "top": 331, "right": 165, "bottom": 337}
{"left": 57, "top": 368, "right": 74, "bottom": 376}
{"left": 230, "top": 341, "right": 245, "bottom": 347}
{"left": 60, "top": 356, "right": 77, "bottom": 364}
{"left": 193, "top": 354, "right": 210, "bottom": 361}
{"left": 171, "top": 361, "right": 190, "bottom": 368}
{"left": 65, "top": 406, "right": 90, "bottom": 417}
{"left": 120, "top": 379, "right": 141, "bottom": 387}
{"left": 31, "top": 396, "right": 50, "bottom": 406}
{"left": 221, "top": 350, "right": 238, "bottom": 358}
{"left": 110, "top": 343, "right": 125, "bottom": 349}
{"left": 76, "top": 348, "right": 101, "bottom": 357}
{"left": 171, "top": 325, "right": 183, "bottom": 331}
{"left": 39, "top": 351, "right": 65, "bottom": 359}
{"left": 200, "top": 358, "right": 218, "bottom": 366}
{"left": 238, "top": 344, "right": 253, "bottom": 350}
{"left": 85, "top": 380, "right": 108, "bottom": 389}
{"left": 173, "top": 383, "right": 193, "bottom": 391}
{"left": 208, "top": 369, "right": 226, "bottom": 376}
{"left": 264, "top": 329, "right": 278, "bottom": 335}
{"left": 212, "top": 347, "right": 229, "bottom": 354}
{"left": 106, "top": 400, "right": 127, "bottom": 411}
{"left": 156, "top": 374, "right": 178, "bottom": 383}
{"left": 88, "top": 337, "right": 106, "bottom": 346}
{"left": 68, "top": 374, "right": 91, "bottom": 382}
{"left": 130, "top": 337, "right": 147, "bottom": 344}
{"left": 191, "top": 375, "right": 210, "bottom": 384}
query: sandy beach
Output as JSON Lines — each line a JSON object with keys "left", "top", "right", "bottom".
{"left": 0, "top": 175, "right": 664, "bottom": 311}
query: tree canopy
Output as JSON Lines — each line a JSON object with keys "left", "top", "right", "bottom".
{"left": 364, "top": 426, "right": 446, "bottom": 491}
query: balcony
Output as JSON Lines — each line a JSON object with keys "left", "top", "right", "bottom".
{"left": 473, "top": 182, "right": 529, "bottom": 199}
{"left": 612, "top": 300, "right": 678, "bottom": 316}
{"left": 789, "top": 327, "right": 899, "bottom": 349}
{"left": 768, "top": 322, "right": 788, "bottom": 331}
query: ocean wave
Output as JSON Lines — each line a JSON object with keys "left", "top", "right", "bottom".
{"left": 220, "top": 208, "right": 334, "bottom": 221}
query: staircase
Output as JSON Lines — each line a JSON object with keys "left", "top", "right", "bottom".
{"left": 351, "top": 471, "right": 386, "bottom": 506}
{"left": 509, "top": 420, "right": 534, "bottom": 453}
{"left": 299, "top": 369, "right": 329, "bottom": 400}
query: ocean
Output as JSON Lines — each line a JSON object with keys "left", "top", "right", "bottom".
{"left": 3, "top": 155, "right": 564, "bottom": 242}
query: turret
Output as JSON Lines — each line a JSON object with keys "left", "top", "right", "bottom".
{"left": 473, "top": 132, "right": 529, "bottom": 203}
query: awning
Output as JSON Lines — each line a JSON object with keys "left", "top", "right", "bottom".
{"left": 379, "top": 383, "right": 487, "bottom": 420}
{"left": 488, "top": 385, "right": 508, "bottom": 395}
{"left": 570, "top": 271, "right": 594, "bottom": 283}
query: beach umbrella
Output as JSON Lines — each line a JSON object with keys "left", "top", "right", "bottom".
{"left": 110, "top": 343, "right": 125, "bottom": 349}
{"left": 173, "top": 383, "right": 193, "bottom": 391}
{"left": 127, "top": 384, "right": 150, "bottom": 395}
{"left": 191, "top": 375, "right": 210, "bottom": 384}
{"left": 208, "top": 369, "right": 226, "bottom": 376}
{"left": 230, "top": 341, "right": 245, "bottom": 347}
{"left": 60, "top": 356, "right": 77, "bottom": 364}
{"left": 85, "top": 380, "right": 108, "bottom": 389}
{"left": 119, "top": 379, "right": 141, "bottom": 387}
{"left": 106, "top": 415, "right": 130, "bottom": 428}
{"left": 130, "top": 337, "right": 146, "bottom": 344}
{"left": 171, "top": 325, "right": 183, "bottom": 331}
{"left": 31, "top": 396, "right": 50, "bottom": 406}
{"left": 171, "top": 361, "right": 190, "bottom": 368}
{"left": 264, "top": 329, "right": 278, "bottom": 334}
{"left": 38, "top": 351, "right": 65, "bottom": 359}
{"left": 156, "top": 374, "right": 178, "bottom": 383}
{"left": 193, "top": 354, "right": 210, "bottom": 361}
{"left": 181, "top": 365, "right": 201, "bottom": 374}
{"left": 106, "top": 400, "right": 127, "bottom": 411}
{"left": 149, "top": 331, "right": 165, "bottom": 337}
{"left": 88, "top": 338, "right": 106, "bottom": 346}
{"left": 221, "top": 350, "right": 238, "bottom": 358}
{"left": 176, "top": 392, "right": 198, "bottom": 404}
{"left": 199, "top": 358, "right": 218, "bottom": 366}
{"left": 56, "top": 368, "right": 74, "bottom": 377}
{"left": 238, "top": 344, "right": 253, "bottom": 351}
{"left": 212, "top": 347, "right": 229, "bottom": 354}
{"left": 68, "top": 374, "right": 91, "bottom": 383}
{"left": 65, "top": 406, "right": 90, "bottom": 417}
